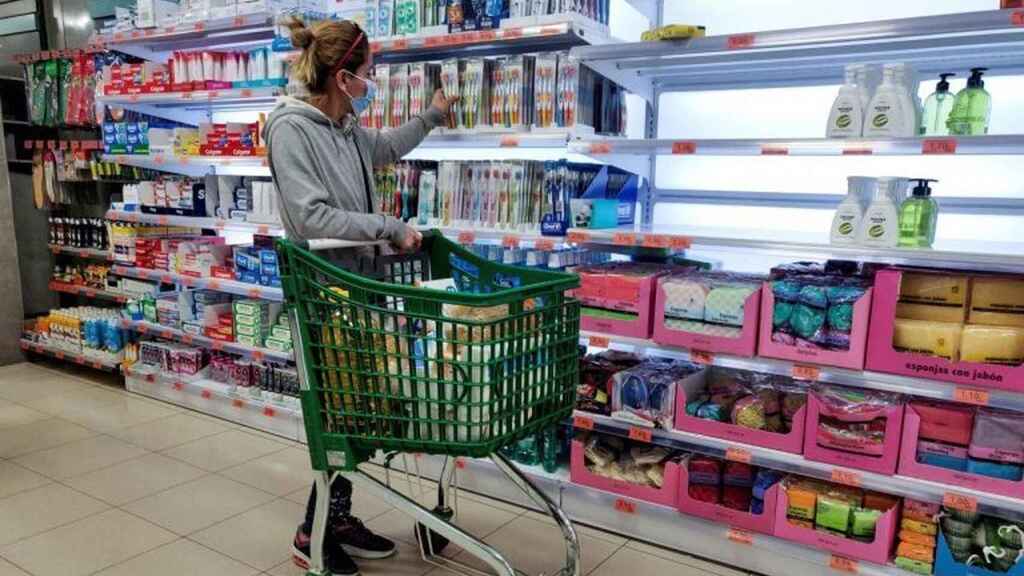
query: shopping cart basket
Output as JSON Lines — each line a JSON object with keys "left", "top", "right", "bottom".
{"left": 276, "top": 231, "right": 581, "bottom": 576}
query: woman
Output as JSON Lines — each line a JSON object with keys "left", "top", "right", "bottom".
{"left": 264, "top": 17, "right": 457, "bottom": 576}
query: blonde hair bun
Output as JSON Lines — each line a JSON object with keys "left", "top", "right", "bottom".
{"left": 287, "top": 18, "right": 315, "bottom": 49}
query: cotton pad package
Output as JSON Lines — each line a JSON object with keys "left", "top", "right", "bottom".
{"left": 660, "top": 272, "right": 762, "bottom": 337}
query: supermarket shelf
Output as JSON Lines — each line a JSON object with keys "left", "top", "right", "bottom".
{"left": 370, "top": 13, "right": 612, "bottom": 64}
{"left": 419, "top": 128, "right": 602, "bottom": 149}
{"left": 98, "top": 85, "right": 284, "bottom": 108}
{"left": 49, "top": 280, "right": 128, "bottom": 303}
{"left": 409, "top": 453, "right": 565, "bottom": 513}
{"left": 48, "top": 245, "right": 114, "bottom": 261}
{"left": 105, "top": 210, "right": 283, "bottom": 235}
{"left": 575, "top": 410, "right": 1024, "bottom": 521}
{"left": 97, "top": 13, "right": 276, "bottom": 59}
{"left": 572, "top": 9, "right": 1024, "bottom": 99}
{"left": 102, "top": 153, "right": 268, "bottom": 177}
{"left": 565, "top": 226, "right": 1024, "bottom": 274}
{"left": 568, "top": 134, "right": 1024, "bottom": 157}
{"left": 580, "top": 330, "right": 1024, "bottom": 413}
{"left": 124, "top": 364, "right": 304, "bottom": 442}
{"left": 111, "top": 265, "right": 283, "bottom": 301}
{"left": 19, "top": 338, "right": 121, "bottom": 372}
{"left": 415, "top": 225, "right": 562, "bottom": 247}
{"left": 120, "top": 318, "right": 293, "bottom": 363}
{"left": 417, "top": 454, "right": 900, "bottom": 576}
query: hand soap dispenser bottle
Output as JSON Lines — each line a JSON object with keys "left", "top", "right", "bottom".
{"left": 858, "top": 179, "right": 900, "bottom": 247}
{"left": 830, "top": 177, "right": 872, "bottom": 244}
{"left": 898, "top": 179, "right": 939, "bottom": 248}
{"left": 920, "top": 73, "right": 956, "bottom": 136}
{"left": 826, "top": 65, "right": 865, "bottom": 138}
{"left": 863, "top": 64, "right": 905, "bottom": 137}
{"left": 948, "top": 68, "right": 991, "bottom": 135}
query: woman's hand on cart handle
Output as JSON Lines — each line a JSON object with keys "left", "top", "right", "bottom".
{"left": 393, "top": 224, "right": 423, "bottom": 253}
{"left": 299, "top": 238, "right": 389, "bottom": 251}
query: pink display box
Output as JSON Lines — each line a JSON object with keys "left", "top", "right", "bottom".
{"left": 773, "top": 483, "right": 899, "bottom": 565}
{"left": 757, "top": 283, "right": 873, "bottom": 370}
{"left": 867, "top": 268, "right": 1023, "bottom": 391}
{"left": 803, "top": 391, "right": 904, "bottom": 475}
{"left": 672, "top": 369, "right": 807, "bottom": 454}
{"left": 569, "top": 440, "right": 679, "bottom": 508}
{"left": 676, "top": 465, "right": 778, "bottom": 535}
{"left": 578, "top": 271, "right": 661, "bottom": 338}
{"left": 898, "top": 403, "right": 1024, "bottom": 499}
{"left": 652, "top": 279, "right": 761, "bottom": 357}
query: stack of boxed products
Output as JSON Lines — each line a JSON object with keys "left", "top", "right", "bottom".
{"left": 467, "top": 242, "right": 610, "bottom": 271}
{"left": 114, "top": 176, "right": 279, "bottom": 223}
{"left": 25, "top": 307, "right": 131, "bottom": 363}
{"left": 137, "top": 341, "right": 300, "bottom": 397}
{"left": 232, "top": 298, "right": 290, "bottom": 353}
{"left": 101, "top": 110, "right": 188, "bottom": 155}
{"left": 101, "top": 50, "right": 286, "bottom": 95}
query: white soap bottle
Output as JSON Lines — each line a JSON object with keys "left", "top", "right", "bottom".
{"left": 863, "top": 65, "right": 905, "bottom": 138}
{"left": 826, "top": 65, "right": 865, "bottom": 138}
{"left": 892, "top": 63, "right": 921, "bottom": 137}
{"left": 830, "top": 177, "right": 870, "bottom": 245}
{"left": 858, "top": 182, "right": 900, "bottom": 247}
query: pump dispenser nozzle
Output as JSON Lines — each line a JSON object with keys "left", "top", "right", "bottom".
{"left": 936, "top": 73, "right": 955, "bottom": 92}
{"left": 911, "top": 178, "right": 938, "bottom": 196}
{"left": 967, "top": 68, "right": 988, "bottom": 88}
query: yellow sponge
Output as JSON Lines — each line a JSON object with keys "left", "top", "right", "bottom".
{"left": 896, "top": 302, "right": 966, "bottom": 323}
{"left": 893, "top": 319, "right": 962, "bottom": 360}
{"left": 970, "top": 278, "right": 1024, "bottom": 328}
{"left": 899, "top": 274, "right": 968, "bottom": 306}
{"left": 960, "top": 325, "right": 1024, "bottom": 365}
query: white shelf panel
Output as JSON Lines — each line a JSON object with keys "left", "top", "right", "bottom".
{"left": 20, "top": 338, "right": 121, "bottom": 372}
{"left": 575, "top": 411, "right": 1024, "bottom": 521}
{"left": 97, "top": 12, "right": 275, "bottom": 57}
{"left": 49, "top": 245, "right": 114, "bottom": 261}
{"left": 105, "top": 210, "right": 283, "bottom": 235}
{"left": 121, "top": 318, "right": 293, "bottom": 363}
{"left": 49, "top": 280, "right": 129, "bottom": 304}
{"left": 124, "top": 365, "right": 303, "bottom": 442}
{"left": 102, "top": 153, "right": 269, "bottom": 177}
{"left": 414, "top": 225, "right": 562, "bottom": 247}
{"left": 572, "top": 8, "right": 1024, "bottom": 97}
{"left": 112, "top": 265, "right": 283, "bottom": 301}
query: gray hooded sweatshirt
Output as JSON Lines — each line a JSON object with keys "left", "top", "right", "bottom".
{"left": 263, "top": 96, "right": 444, "bottom": 249}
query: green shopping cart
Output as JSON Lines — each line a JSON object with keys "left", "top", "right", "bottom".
{"left": 276, "top": 230, "right": 582, "bottom": 576}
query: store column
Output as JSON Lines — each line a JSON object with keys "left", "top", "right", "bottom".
{"left": 0, "top": 110, "right": 26, "bottom": 365}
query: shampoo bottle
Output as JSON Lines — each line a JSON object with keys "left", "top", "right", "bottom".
{"left": 858, "top": 181, "right": 900, "bottom": 247}
{"left": 948, "top": 67, "right": 992, "bottom": 136}
{"left": 826, "top": 65, "right": 865, "bottom": 138}
{"left": 863, "top": 64, "right": 906, "bottom": 137}
{"left": 898, "top": 179, "right": 939, "bottom": 248}
{"left": 830, "top": 177, "right": 873, "bottom": 245}
{"left": 920, "top": 73, "right": 956, "bottom": 136}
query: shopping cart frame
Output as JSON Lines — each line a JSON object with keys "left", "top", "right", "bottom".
{"left": 280, "top": 235, "right": 581, "bottom": 576}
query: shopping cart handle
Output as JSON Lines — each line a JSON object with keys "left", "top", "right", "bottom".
{"left": 298, "top": 238, "right": 390, "bottom": 251}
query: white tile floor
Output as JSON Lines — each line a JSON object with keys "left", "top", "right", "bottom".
{"left": 0, "top": 361, "right": 756, "bottom": 576}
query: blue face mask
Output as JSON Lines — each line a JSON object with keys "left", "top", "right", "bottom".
{"left": 342, "top": 72, "right": 377, "bottom": 116}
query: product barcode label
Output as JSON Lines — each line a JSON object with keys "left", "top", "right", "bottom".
{"left": 954, "top": 387, "right": 989, "bottom": 406}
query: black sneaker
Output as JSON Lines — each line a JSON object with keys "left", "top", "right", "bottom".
{"left": 292, "top": 525, "right": 360, "bottom": 576}
{"left": 331, "top": 517, "right": 397, "bottom": 560}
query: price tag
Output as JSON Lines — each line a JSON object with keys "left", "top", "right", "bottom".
{"left": 212, "top": 340, "right": 225, "bottom": 351}
{"left": 691, "top": 350, "right": 714, "bottom": 365}
{"left": 247, "top": 288, "right": 261, "bottom": 298}
{"left": 573, "top": 415, "right": 595, "bottom": 430}
{"left": 669, "top": 236, "right": 692, "bottom": 250}
{"left": 160, "top": 274, "right": 173, "bottom": 284}
{"left": 424, "top": 36, "right": 443, "bottom": 47}
{"left": 761, "top": 146, "right": 789, "bottom": 155}
{"left": 943, "top": 492, "right": 978, "bottom": 513}
{"left": 91, "top": 361, "right": 103, "bottom": 370}
{"left": 172, "top": 381, "right": 184, "bottom": 391}
{"left": 727, "top": 527, "right": 753, "bottom": 545}
{"left": 207, "top": 90, "right": 220, "bottom": 99}
{"left": 503, "top": 27, "right": 524, "bottom": 39}
{"left": 642, "top": 234, "right": 670, "bottom": 248}
{"left": 613, "top": 232, "right": 637, "bottom": 246}
{"left": 180, "top": 91, "right": 193, "bottom": 100}
{"left": 392, "top": 39, "right": 409, "bottom": 50}
{"left": 83, "top": 288, "right": 97, "bottom": 298}
{"left": 232, "top": 398, "right": 244, "bottom": 408}
{"left": 194, "top": 22, "right": 205, "bottom": 31}
{"left": 240, "top": 88, "right": 253, "bottom": 98}
{"left": 535, "top": 238, "right": 555, "bottom": 251}
{"left": 455, "top": 458, "right": 466, "bottom": 469}
{"left": 263, "top": 406, "right": 276, "bottom": 418}
{"left": 144, "top": 28, "right": 155, "bottom": 37}
{"left": 1012, "top": 11, "right": 1024, "bottom": 26}
{"left": 75, "top": 355, "right": 86, "bottom": 365}
{"left": 671, "top": 141, "right": 697, "bottom": 155}
{"left": 232, "top": 15, "right": 245, "bottom": 26}
{"left": 831, "top": 468, "right": 862, "bottom": 487}
{"left": 201, "top": 389, "right": 212, "bottom": 399}
{"left": 181, "top": 276, "right": 195, "bottom": 287}
{"left": 457, "top": 231, "right": 476, "bottom": 244}
{"left": 629, "top": 426, "right": 653, "bottom": 443}
{"left": 252, "top": 350, "right": 265, "bottom": 362}
{"left": 725, "top": 447, "right": 752, "bottom": 464}
{"left": 830, "top": 555, "right": 858, "bottom": 574}
{"left": 138, "top": 324, "right": 149, "bottom": 334}
{"left": 130, "top": 30, "right": 141, "bottom": 39}
{"left": 566, "top": 230, "right": 591, "bottom": 244}
{"left": 588, "top": 335, "right": 610, "bottom": 348}
{"left": 922, "top": 138, "right": 957, "bottom": 154}
{"left": 792, "top": 364, "right": 820, "bottom": 381}
{"left": 842, "top": 147, "right": 873, "bottom": 155}
{"left": 208, "top": 279, "right": 222, "bottom": 290}
{"left": 613, "top": 498, "right": 637, "bottom": 514}
{"left": 499, "top": 135, "right": 520, "bottom": 147}
{"left": 727, "top": 33, "right": 755, "bottom": 49}
{"left": 182, "top": 334, "right": 194, "bottom": 345}
{"left": 161, "top": 330, "right": 173, "bottom": 339}
{"left": 502, "top": 235, "right": 520, "bottom": 249}
{"left": 539, "top": 25, "right": 562, "bottom": 36}
{"left": 145, "top": 374, "right": 155, "bottom": 383}
{"left": 588, "top": 142, "right": 613, "bottom": 154}
{"left": 954, "top": 387, "right": 989, "bottom": 406}
{"left": 257, "top": 225, "right": 270, "bottom": 234}
{"left": 113, "top": 32, "right": 125, "bottom": 41}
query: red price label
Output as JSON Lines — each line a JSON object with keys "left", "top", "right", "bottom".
{"left": 208, "top": 279, "right": 221, "bottom": 290}
{"left": 669, "top": 236, "right": 692, "bottom": 250}
{"left": 54, "top": 351, "right": 65, "bottom": 359}
{"left": 922, "top": 138, "right": 957, "bottom": 154}
{"left": 232, "top": 16, "right": 244, "bottom": 26}
{"left": 252, "top": 351, "right": 265, "bottom": 362}
{"left": 943, "top": 492, "right": 978, "bottom": 513}
{"left": 145, "top": 374, "right": 155, "bottom": 383}
{"left": 172, "top": 381, "right": 184, "bottom": 391}
{"left": 954, "top": 387, "right": 989, "bottom": 406}
{"left": 791, "top": 364, "right": 820, "bottom": 381}
{"left": 392, "top": 39, "right": 409, "bottom": 50}
{"left": 671, "top": 141, "right": 697, "bottom": 155}
{"left": 240, "top": 88, "right": 253, "bottom": 98}
{"left": 455, "top": 458, "right": 466, "bottom": 469}
{"left": 588, "top": 142, "right": 613, "bottom": 154}
{"left": 842, "top": 147, "right": 873, "bottom": 156}
{"left": 160, "top": 274, "right": 173, "bottom": 284}
{"left": 247, "top": 288, "right": 261, "bottom": 298}
{"left": 161, "top": 330, "right": 173, "bottom": 339}
{"left": 502, "top": 235, "right": 520, "bottom": 249}
{"left": 503, "top": 27, "right": 524, "bottom": 39}
{"left": 138, "top": 324, "right": 149, "bottom": 334}
{"left": 182, "top": 335, "right": 194, "bottom": 345}
{"left": 831, "top": 469, "right": 862, "bottom": 487}
{"left": 629, "top": 427, "right": 652, "bottom": 443}
{"left": 424, "top": 36, "right": 443, "bottom": 47}
{"left": 1011, "top": 11, "right": 1024, "bottom": 26}
{"left": 212, "top": 341, "right": 225, "bottom": 351}
{"left": 232, "top": 398, "right": 244, "bottom": 408}
{"left": 91, "top": 361, "right": 103, "bottom": 369}
{"left": 573, "top": 415, "right": 595, "bottom": 430}
{"left": 691, "top": 350, "right": 714, "bottom": 365}
{"left": 201, "top": 389, "right": 212, "bottom": 399}
{"left": 566, "top": 230, "right": 591, "bottom": 244}
{"left": 75, "top": 355, "right": 85, "bottom": 364}
{"left": 727, "top": 527, "right": 753, "bottom": 545}
{"left": 156, "top": 215, "right": 169, "bottom": 225}
{"left": 499, "top": 135, "right": 520, "bottom": 147}
{"left": 588, "top": 335, "right": 610, "bottom": 348}
{"left": 613, "top": 232, "right": 637, "bottom": 246}
{"left": 535, "top": 238, "right": 555, "bottom": 251}
{"left": 180, "top": 91, "right": 193, "bottom": 100}
{"left": 181, "top": 276, "right": 195, "bottom": 287}
{"left": 830, "top": 555, "right": 858, "bottom": 574}
{"left": 642, "top": 234, "right": 670, "bottom": 248}
{"left": 207, "top": 91, "right": 220, "bottom": 99}
{"left": 130, "top": 30, "right": 141, "bottom": 39}
{"left": 727, "top": 33, "right": 755, "bottom": 49}
{"left": 726, "top": 447, "right": 753, "bottom": 464}
{"left": 263, "top": 406, "right": 276, "bottom": 418}
{"left": 194, "top": 22, "right": 205, "bottom": 31}
{"left": 457, "top": 231, "right": 476, "bottom": 244}
{"left": 478, "top": 29, "right": 497, "bottom": 41}
{"left": 761, "top": 146, "right": 789, "bottom": 155}
{"left": 614, "top": 498, "right": 637, "bottom": 514}
{"left": 256, "top": 225, "right": 270, "bottom": 235}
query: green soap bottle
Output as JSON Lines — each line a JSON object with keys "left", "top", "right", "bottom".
{"left": 898, "top": 179, "right": 939, "bottom": 248}
{"left": 947, "top": 67, "right": 991, "bottom": 136}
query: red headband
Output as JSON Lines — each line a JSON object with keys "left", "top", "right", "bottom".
{"left": 330, "top": 31, "right": 366, "bottom": 78}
